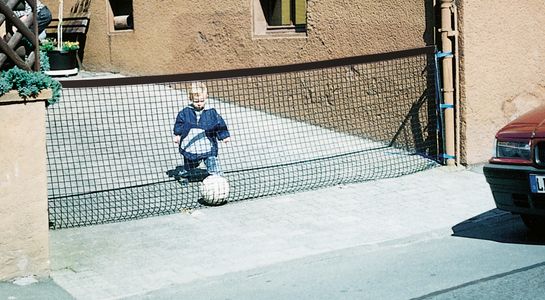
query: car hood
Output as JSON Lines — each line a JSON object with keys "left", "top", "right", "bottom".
{"left": 497, "top": 105, "right": 545, "bottom": 139}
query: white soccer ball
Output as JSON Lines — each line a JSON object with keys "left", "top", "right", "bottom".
{"left": 200, "top": 175, "right": 230, "bottom": 205}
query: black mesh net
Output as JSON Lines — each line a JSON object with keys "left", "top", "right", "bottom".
{"left": 46, "top": 47, "right": 442, "bottom": 229}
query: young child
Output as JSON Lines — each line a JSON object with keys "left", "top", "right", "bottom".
{"left": 173, "top": 82, "right": 230, "bottom": 176}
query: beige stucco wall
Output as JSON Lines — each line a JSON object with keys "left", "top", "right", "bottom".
{"left": 0, "top": 93, "right": 50, "bottom": 281}
{"left": 459, "top": 0, "right": 545, "bottom": 164}
{"left": 40, "top": 0, "right": 545, "bottom": 165}
{"left": 44, "top": 0, "right": 432, "bottom": 75}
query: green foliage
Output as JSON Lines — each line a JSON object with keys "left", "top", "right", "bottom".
{"left": 39, "top": 39, "right": 56, "bottom": 52}
{"left": 40, "top": 50, "right": 51, "bottom": 72}
{"left": 40, "top": 38, "right": 80, "bottom": 52}
{"left": 62, "top": 41, "right": 80, "bottom": 51}
{"left": 0, "top": 67, "right": 62, "bottom": 106}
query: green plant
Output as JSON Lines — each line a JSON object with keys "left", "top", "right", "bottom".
{"left": 39, "top": 39, "right": 56, "bottom": 52}
{"left": 0, "top": 67, "right": 62, "bottom": 105}
{"left": 39, "top": 39, "right": 80, "bottom": 52}
{"left": 62, "top": 41, "right": 80, "bottom": 51}
{"left": 39, "top": 50, "right": 50, "bottom": 72}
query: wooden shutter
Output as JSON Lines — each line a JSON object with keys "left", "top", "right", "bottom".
{"left": 294, "top": 0, "right": 306, "bottom": 25}
{"left": 270, "top": 0, "right": 288, "bottom": 25}
{"left": 280, "top": 0, "right": 291, "bottom": 25}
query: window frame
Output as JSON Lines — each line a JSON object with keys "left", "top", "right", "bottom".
{"left": 107, "top": 0, "right": 134, "bottom": 33}
{"left": 253, "top": 0, "right": 307, "bottom": 38}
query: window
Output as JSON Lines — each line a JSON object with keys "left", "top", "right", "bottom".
{"left": 253, "top": 0, "right": 307, "bottom": 37}
{"left": 108, "top": 0, "right": 134, "bottom": 32}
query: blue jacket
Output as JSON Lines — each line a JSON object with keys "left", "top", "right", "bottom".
{"left": 173, "top": 105, "right": 230, "bottom": 161}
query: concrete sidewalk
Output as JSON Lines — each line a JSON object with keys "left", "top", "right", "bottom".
{"left": 1, "top": 165, "right": 496, "bottom": 299}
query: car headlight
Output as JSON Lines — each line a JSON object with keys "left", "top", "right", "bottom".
{"left": 493, "top": 138, "right": 531, "bottom": 160}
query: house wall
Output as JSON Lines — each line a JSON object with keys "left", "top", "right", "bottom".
{"left": 459, "top": 0, "right": 545, "bottom": 164}
{"left": 44, "top": 0, "right": 433, "bottom": 75}
{"left": 42, "top": 0, "right": 545, "bottom": 165}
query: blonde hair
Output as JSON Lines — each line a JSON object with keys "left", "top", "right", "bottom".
{"left": 188, "top": 81, "right": 208, "bottom": 100}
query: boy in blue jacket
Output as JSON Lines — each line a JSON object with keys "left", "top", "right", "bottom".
{"left": 173, "top": 82, "right": 231, "bottom": 176}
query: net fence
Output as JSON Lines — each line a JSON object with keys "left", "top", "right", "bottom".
{"left": 46, "top": 47, "right": 441, "bottom": 229}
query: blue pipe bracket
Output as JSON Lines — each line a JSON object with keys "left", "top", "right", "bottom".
{"left": 436, "top": 51, "right": 453, "bottom": 58}
{"left": 442, "top": 154, "right": 456, "bottom": 160}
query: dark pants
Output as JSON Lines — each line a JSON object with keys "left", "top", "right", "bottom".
{"left": 183, "top": 156, "right": 222, "bottom": 175}
{"left": 36, "top": 6, "right": 52, "bottom": 34}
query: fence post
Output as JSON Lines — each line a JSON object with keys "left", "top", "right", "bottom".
{"left": 0, "top": 90, "right": 52, "bottom": 281}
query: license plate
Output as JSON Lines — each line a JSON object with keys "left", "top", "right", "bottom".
{"left": 530, "top": 174, "right": 545, "bottom": 193}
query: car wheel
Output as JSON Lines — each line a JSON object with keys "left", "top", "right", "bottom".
{"left": 520, "top": 214, "right": 545, "bottom": 233}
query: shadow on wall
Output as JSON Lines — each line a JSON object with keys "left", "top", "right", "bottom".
{"left": 208, "top": 52, "right": 440, "bottom": 161}
{"left": 389, "top": 87, "right": 439, "bottom": 160}
{"left": 423, "top": 0, "right": 438, "bottom": 47}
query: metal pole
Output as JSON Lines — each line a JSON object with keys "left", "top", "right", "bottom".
{"left": 58, "top": 0, "right": 63, "bottom": 48}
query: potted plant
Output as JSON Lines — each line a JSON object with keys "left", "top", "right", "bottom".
{"left": 40, "top": 39, "right": 79, "bottom": 75}
{"left": 39, "top": 0, "right": 79, "bottom": 76}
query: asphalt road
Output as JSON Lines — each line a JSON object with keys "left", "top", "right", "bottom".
{"left": 129, "top": 210, "right": 545, "bottom": 300}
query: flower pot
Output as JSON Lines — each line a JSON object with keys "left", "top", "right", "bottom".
{"left": 47, "top": 50, "right": 78, "bottom": 71}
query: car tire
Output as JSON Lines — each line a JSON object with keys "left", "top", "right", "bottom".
{"left": 520, "top": 214, "right": 545, "bottom": 233}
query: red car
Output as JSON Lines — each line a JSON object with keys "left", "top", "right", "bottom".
{"left": 484, "top": 105, "right": 545, "bottom": 232}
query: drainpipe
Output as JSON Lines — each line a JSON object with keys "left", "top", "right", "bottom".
{"left": 452, "top": 2, "right": 461, "bottom": 166}
{"left": 439, "top": 0, "right": 456, "bottom": 166}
